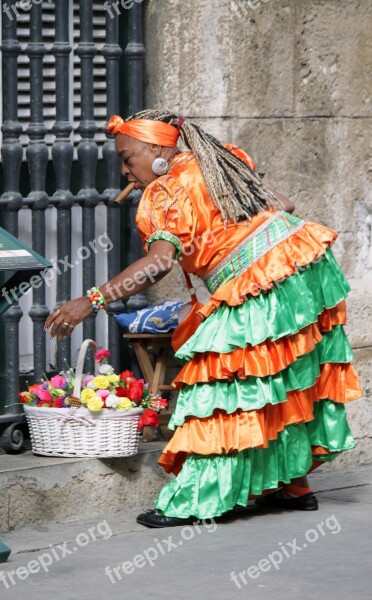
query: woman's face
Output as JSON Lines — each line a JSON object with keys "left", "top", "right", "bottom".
{"left": 116, "top": 134, "right": 159, "bottom": 191}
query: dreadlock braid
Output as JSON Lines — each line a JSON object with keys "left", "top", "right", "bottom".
{"left": 126, "top": 109, "right": 278, "bottom": 223}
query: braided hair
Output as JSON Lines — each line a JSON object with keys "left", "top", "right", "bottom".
{"left": 126, "top": 109, "right": 278, "bottom": 223}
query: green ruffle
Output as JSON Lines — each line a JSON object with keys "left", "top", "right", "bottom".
{"left": 307, "top": 400, "right": 354, "bottom": 451}
{"left": 156, "top": 408, "right": 354, "bottom": 519}
{"left": 170, "top": 325, "right": 353, "bottom": 428}
{"left": 176, "top": 248, "right": 350, "bottom": 360}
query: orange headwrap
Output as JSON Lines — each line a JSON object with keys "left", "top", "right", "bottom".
{"left": 107, "top": 115, "right": 180, "bottom": 147}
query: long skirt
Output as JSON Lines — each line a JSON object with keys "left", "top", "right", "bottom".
{"left": 154, "top": 218, "right": 363, "bottom": 519}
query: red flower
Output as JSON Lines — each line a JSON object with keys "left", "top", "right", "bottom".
{"left": 138, "top": 408, "right": 159, "bottom": 431}
{"left": 115, "top": 386, "right": 130, "bottom": 398}
{"left": 128, "top": 380, "right": 144, "bottom": 402}
{"left": 53, "top": 398, "right": 64, "bottom": 408}
{"left": 120, "top": 370, "right": 133, "bottom": 381}
{"left": 152, "top": 398, "right": 168, "bottom": 410}
{"left": 20, "top": 392, "right": 31, "bottom": 404}
{"left": 96, "top": 349, "right": 111, "bottom": 363}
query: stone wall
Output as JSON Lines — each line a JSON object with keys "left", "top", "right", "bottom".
{"left": 143, "top": 0, "right": 372, "bottom": 465}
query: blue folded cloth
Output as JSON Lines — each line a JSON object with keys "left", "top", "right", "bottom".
{"left": 115, "top": 301, "right": 185, "bottom": 334}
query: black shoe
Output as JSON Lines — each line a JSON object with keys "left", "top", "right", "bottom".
{"left": 219, "top": 504, "right": 253, "bottom": 519}
{"left": 136, "top": 509, "right": 198, "bottom": 528}
{"left": 255, "top": 491, "right": 318, "bottom": 511}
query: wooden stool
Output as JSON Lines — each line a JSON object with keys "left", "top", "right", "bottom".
{"left": 123, "top": 333, "right": 174, "bottom": 395}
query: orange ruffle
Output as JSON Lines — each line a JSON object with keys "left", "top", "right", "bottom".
{"left": 173, "top": 323, "right": 323, "bottom": 387}
{"left": 319, "top": 363, "right": 363, "bottom": 402}
{"left": 312, "top": 446, "right": 332, "bottom": 455}
{"left": 173, "top": 302, "right": 351, "bottom": 387}
{"left": 318, "top": 301, "right": 346, "bottom": 331}
{"left": 198, "top": 221, "right": 337, "bottom": 319}
{"left": 159, "top": 386, "right": 318, "bottom": 474}
{"left": 159, "top": 363, "right": 362, "bottom": 474}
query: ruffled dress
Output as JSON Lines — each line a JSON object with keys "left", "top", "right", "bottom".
{"left": 135, "top": 148, "right": 363, "bottom": 519}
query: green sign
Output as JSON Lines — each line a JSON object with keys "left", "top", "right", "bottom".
{"left": 0, "top": 227, "right": 52, "bottom": 315}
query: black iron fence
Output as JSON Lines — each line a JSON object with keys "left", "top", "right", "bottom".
{"left": 0, "top": 0, "right": 145, "bottom": 451}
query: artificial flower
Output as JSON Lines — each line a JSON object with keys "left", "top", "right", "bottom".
{"left": 98, "top": 363, "right": 114, "bottom": 375}
{"left": 96, "top": 349, "right": 111, "bottom": 362}
{"left": 80, "top": 388, "right": 96, "bottom": 404}
{"left": 51, "top": 388, "right": 66, "bottom": 398}
{"left": 152, "top": 398, "right": 168, "bottom": 410}
{"left": 53, "top": 397, "right": 65, "bottom": 408}
{"left": 86, "top": 396, "right": 104, "bottom": 412}
{"left": 20, "top": 391, "right": 32, "bottom": 404}
{"left": 50, "top": 375, "right": 66, "bottom": 388}
{"left": 120, "top": 370, "right": 133, "bottom": 381}
{"left": 105, "top": 395, "right": 120, "bottom": 408}
{"left": 96, "top": 389, "right": 110, "bottom": 399}
{"left": 107, "top": 374, "right": 120, "bottom": 384}
{"left": 138, "top": 408, "right": 160, "bottom": 430}
{"left": 92, "top": 375, "right": 110, "bottom": 390}
{"left": 128, "top": 380, "right": 144, "bottom": 402}
{"left": 117, "top": 398, "right": 133, "bottom": 410}
{"left": 115, "top": 386, "right": 130, "bottom": 398}
{"left": 33, "top": 388, "right": 53, "bottom": 402}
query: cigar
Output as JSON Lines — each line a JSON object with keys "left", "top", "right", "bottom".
{"left": 114, "top": 182, "right": 136, "bottom": 204}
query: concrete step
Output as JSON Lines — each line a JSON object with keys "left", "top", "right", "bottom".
{"left": 0, "top": 442, "right": 171, "bottom": 533}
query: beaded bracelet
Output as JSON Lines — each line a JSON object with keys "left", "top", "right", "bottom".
{"left": 86, "top": 286, "right": 106, "bottom": 313}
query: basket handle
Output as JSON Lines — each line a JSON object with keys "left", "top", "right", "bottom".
{"left": 72, "top": 339, "right": 99, "bottom": 398}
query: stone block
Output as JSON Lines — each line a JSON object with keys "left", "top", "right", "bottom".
{"left": 294, "top": 0, "right": 372, "bottom": 117}
{"left": 0, "top": 446, "right": 171, "bottom": 532}
{"left": 145, "top": 0, "right": 295, "bottom": 117}
{"left": 345, "top": 279, "right": 372, "bottom": 348}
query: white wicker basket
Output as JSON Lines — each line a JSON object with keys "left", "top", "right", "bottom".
{"left": 24, "top": 339, "right": 143, "bottom": 458}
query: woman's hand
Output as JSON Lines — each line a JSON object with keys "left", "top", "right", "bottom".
{"left": 44, "top": 297, "right": 93, "bottom": 340}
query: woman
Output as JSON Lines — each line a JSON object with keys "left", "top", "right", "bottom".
{"left": 45, "top": 109, "right": 362, "bottom": 528}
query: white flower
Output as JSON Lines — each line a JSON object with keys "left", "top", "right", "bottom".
{"left": 98, "top": 363, "right": 114, "bottom": 375}
{"left": 87, "top": 380, "right": 96, "bottom": 389}
{"left": 105, "top": 395, "right": 120, "bottom": 408}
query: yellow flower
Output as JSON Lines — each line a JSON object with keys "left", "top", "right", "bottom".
{"left": 87, "top": 396, "right": 104, "bottom": 412}
{"left": 92, "top": 375, "right": 110, "bottom": 390}
{"left": 117, "top": 398, "right": 133, "bottom": 410}
{"left": 107, "top": 374, "right": 119, "bottom": 384}
{"left": 80, "top": 388, "right": 96, "bottom": 404}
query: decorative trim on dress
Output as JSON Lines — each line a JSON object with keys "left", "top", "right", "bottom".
{"left": 147, "top": 230, "right": 183, "bottom": 260}
{"left": 203, "top": 211, "right": 305, "bottom": 293}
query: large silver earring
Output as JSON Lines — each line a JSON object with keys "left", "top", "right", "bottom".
{"left": 152, "top": 157, "right": 169, "bottom": 176}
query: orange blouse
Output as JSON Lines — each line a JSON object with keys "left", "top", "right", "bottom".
{"left": 135, "top": 145, "right": 274, "bottom": 279}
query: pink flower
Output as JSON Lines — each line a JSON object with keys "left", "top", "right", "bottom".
{"left": 83, "top": 375, "right": 94, "bottom": 386}
{"left": 50, "top": 375, "right": 65, "bottom": 388}
{"left": 96, "top": 349, "right": 111, "bottom": 363}
{"left": 33, "top": 388, "right": 53, "bottom": 402}
{"left": 96, "top": 389, "right": 109, "bottom": 399}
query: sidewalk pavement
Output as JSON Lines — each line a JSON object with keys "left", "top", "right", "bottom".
{"left": 0, "top": 462, "right": 371, "bottom": 600}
